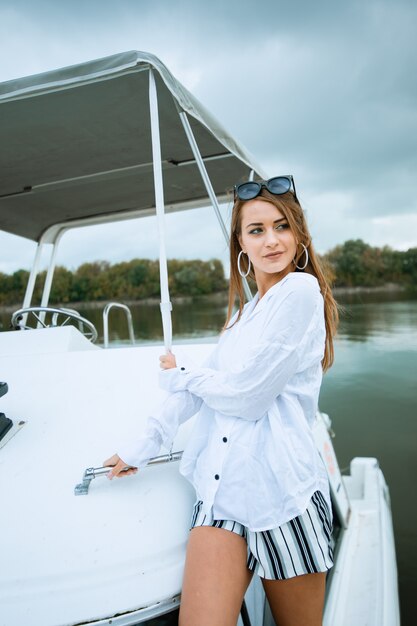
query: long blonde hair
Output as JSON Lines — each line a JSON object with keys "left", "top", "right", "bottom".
{"left": 223, "top": 188, "right": 339, "bottom": 371}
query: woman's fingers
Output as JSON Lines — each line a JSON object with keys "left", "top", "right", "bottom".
{"left": 159, "top": 351, "right": 177, "bottom": 369}
{"left": 103, "top": 453, "right": 120, "bottom": 467}
{"left": 107, "top": 459, "right": 138, "bottom": 480}
{"left": 103, "top": 454, "right": 138, "bottom": 480}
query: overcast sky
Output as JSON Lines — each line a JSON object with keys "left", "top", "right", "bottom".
{"left": 0, "top": 0, "right": 416, "bottom": 274}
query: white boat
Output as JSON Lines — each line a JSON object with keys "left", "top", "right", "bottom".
{"left": 0, "top": 52, "right": 400, "bottom": 626}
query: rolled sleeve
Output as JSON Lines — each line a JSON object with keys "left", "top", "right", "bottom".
{"left": 117, "top": 390, "right": 202, "bottom": 468}
{"left": 159, "top": 282, "right": 320, "bottom": 421}
{"left": 117, "top": 347, "right": 218, "bottom": 468}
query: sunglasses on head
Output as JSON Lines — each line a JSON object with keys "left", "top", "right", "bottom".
{"left": 234, "top": 175, "right": 297, "bottom": 202}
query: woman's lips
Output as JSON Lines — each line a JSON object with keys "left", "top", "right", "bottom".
{"left": 264, "top": 252, "right": 283, "bottom": 259}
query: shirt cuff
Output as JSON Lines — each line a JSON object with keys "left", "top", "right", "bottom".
{"left": 158, "top": 347, "right": 198, "bottom": 392}
{"left": 117, "top": 434, "right": 160, "bottom": 470}
{"left": 159, "top": 367, "right": 188, "bottom": 392}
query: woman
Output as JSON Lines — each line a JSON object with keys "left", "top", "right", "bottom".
{"left": 104, "top": 176, "right": 339, "bottom": 626}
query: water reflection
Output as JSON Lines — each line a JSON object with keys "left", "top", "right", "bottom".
{"left": 78, "top": 289, "right": 416, "bottom": 348}
{"left": 337, "top": 300, "right": 417, "bottom": 347}
{"left": 75, "top": 295, "right": 229, "bottom": 345}
{"left": 1, "top": 289, "right": 417, "bottom": 348}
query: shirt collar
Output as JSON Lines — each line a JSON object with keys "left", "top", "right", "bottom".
{"left": 245, "top": 273, "right": 297, "bottom": 321}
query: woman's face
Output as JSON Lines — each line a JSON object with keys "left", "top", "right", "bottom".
{"left": 238, "top": 199, "right": 297, "bottom": 283}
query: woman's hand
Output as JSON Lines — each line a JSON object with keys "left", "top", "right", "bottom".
{"left": 103, "top": 454, "right": 138, "bottom": 480}
{"left": 159, "top": 350, "right": 177, "bottom": 370}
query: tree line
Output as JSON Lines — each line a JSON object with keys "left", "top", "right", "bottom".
{"left": 322, "top": 239, "right": 416, "bottom": 288}
{"left": 0, "top": 240, "right": 415, "bottom": 306}
{"left": 0, "top": 258, "right": 227, "bottom": 305}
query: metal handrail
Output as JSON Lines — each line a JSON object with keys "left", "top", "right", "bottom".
{"left": 102, "top": 302, "right": 135, "bottom": 348}
{"left": 74, "top": 451, "right": 183, "bottom": 495}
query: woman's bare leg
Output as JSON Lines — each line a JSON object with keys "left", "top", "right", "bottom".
{"left": 262, "top": 571, "right": 327, "bottom": 626}
{"left": 179, "top": 526, "right": 253, "bottom": 626}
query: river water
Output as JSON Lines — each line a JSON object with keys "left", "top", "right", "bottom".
{"left": 319, "top": 292, "right": 416, "bottom": 626}
{"left": 1, "top": 290, "right": 416, "bottom": 623}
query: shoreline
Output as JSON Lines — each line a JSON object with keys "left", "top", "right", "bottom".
{"left": 0, "top": 283, "right": 411, "bottom": 314}
{"left": 0, "top": 290, "right": 230, "bottom": 313}
{"left": 332, "top": 283, "right": 407, "bottom": 295}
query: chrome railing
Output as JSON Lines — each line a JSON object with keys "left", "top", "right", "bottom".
{"left": 102, "top": 302, "right": 135, "bottom": 348}
{"left": 74, "top": 451, "right": 183, "bottom": 495}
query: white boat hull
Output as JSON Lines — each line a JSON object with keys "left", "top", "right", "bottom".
{"left": 0, "top": 328, "right": 212, "bottom": 626}
{"left": 0, "top": 328, "right": 400, "bottom": 626}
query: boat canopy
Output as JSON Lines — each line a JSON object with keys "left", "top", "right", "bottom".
{"left": 0, "top": 50, "right": 264, "bottom": 242}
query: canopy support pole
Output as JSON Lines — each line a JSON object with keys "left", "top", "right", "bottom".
{"left": 40, "top": 232, "right": 63, "bottom": 308}
{"left": 22, "top": 243, "right": 44, "bottom": 308}
{"left": 178, "top": 110, "right": 252, "bottom": 301}
{"left": 149, "top": 68, "right": 173, "bottom": 352}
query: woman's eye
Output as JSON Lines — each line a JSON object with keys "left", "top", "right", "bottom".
{"left": 248, "top": 223, "right": 289, "bottom": 235}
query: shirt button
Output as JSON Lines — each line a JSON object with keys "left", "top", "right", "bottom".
{"left": 222, "top": 437, "right": 228, "bottom": 443}
{"left": 214, "top": 474, "right": 220, "bottom": 480}
{"left": 180, "top": 367, "right": 185, "bottom": 371}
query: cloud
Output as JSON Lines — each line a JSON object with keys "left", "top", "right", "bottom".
{"left": 190, "top": 2, "right": 417, "bottom": 218}
{"left": 0, "top": 0, "right": 416, "bottom": 274}
{"left": 0, "top": 204, "right": 233, "bottom": 275}
{"left": 0, "top": 233, "right": 37, "bottom": 274}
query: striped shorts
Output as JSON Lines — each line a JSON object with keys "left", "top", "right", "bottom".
{"left": 190, "top": 490, "right": 335, "bottom": 580}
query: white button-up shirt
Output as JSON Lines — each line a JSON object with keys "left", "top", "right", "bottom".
{"left": 118, "top": 272, "right": 332, "bottom": 531}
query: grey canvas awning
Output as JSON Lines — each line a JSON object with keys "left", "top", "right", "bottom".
{"left": 0, "top": 51, "right": 265, "bottom": 242}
